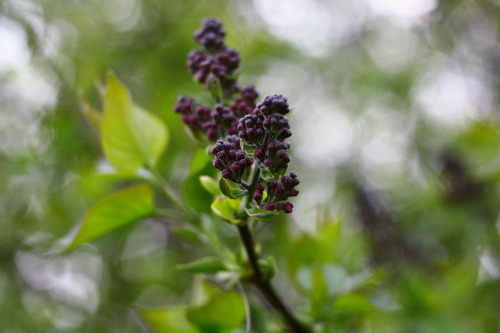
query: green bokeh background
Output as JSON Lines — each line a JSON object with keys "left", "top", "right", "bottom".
{"left": 2, "top": 0, "right": 500, "bottom": 332}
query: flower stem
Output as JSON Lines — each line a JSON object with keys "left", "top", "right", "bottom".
{"left": 237, "top": 224, "right": 311, "bottom": 333}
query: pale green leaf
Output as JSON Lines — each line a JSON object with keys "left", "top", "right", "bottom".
{"left": 190, "top": 148, "right": 211, "bottom": 173}
{"left": 211, "top": 197, "right": 246, "bottom": 223}
{"left": 79, "top": 94, "right": 102, "bottom": 131}
{"left": 138, "top": 306, "right": 200, "bottom": 333}
{"left": 199, "top": 176, "right": 221, "bottom": 196}
{"left": 102, "top": 73, "right": 168, "bottom": 174}
{"left": 187, "top": 290, "right": 246, "bottom": 330}
{"left": 177, "top": 257, "right": 228, "bottom": 274}
{"left": 218, "top": 177, "right": 247, "bottom": 199}
{"left": 67, "top": 184, "right": 156, "bottom": 249}
{"left": 245, "top": 206, "right": 279, "bottom": 221}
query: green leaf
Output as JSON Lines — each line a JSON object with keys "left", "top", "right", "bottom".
{"left": 191, "top": 278, "right": 223, "bottom": 306}
{"left": 138, "top": 306, "right": 200, "bottom": 333}
{"left": 177, "top": 257, "right": 228, "bottom": 274}
{"left": 190, "top": 148, "right": 211, "bottom": 173}
{"left": 79, "top": 94, "right": 102, "bottom": 131}
{"left": 67, "top": 184, "right": 156, "bottom": 249}
{"left": 199, "top": 176, "right": 221, "bottom": 196}
{"left": 102, "top": 72, "right": 168, "bottom": 174}
{"left": 187, "top": 290, "right": 246, "bottom": 331}
{"left": 211, "top": 197, "right": 246, "bottom": 223}
{"left": 218, "top": 177, "right": 247, "bottom": 199}
{"left": 259, "top": 165, "right": 276, "bottom": 181}
{"left": 260, "top": 256, "right": 278, "bottom": 279}
{"left": 245, "top": 206, "right": 279, "bottom": 221}
{"left": 333, "top": 294, "right": 377, "bottom": 314}
{"left": 171, "top": 226, "right": 207, "bottom": 245}
{"left": 182, "top": 168, "right": 214, "bottom": 214}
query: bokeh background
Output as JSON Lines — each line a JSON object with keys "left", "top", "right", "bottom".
{"left": 2, "top": 0, "right": 500, "bottom": 332}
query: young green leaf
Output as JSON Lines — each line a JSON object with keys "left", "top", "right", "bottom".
{"left": 79, "top": 94, "right": 102, "bottom": 131}
{"left": 190, "top": 148, "right": 212, "bottom": 173}
{"left": 67, "top": 184, "right": 156, "bottom": 249}
{"left": 211, "top": 197, "right": 247, "bottom": 223}
{"left": 218, "top": 177, "right": 247, "bottom": 199}
{"left": 177, "top": 257, "right": 228, "bottom": 274}
{"left": 186, "top": 290, "right": 246, "bottom": 331}
{"left": 245, "top": 206, "right": 279, "bottom": 221}
{"left": 138, "top": 306, "right": 200, "bottom": 333}
{"left": 102, "top": 73, "right": 168, "bottom": 174}
{"left": 199, "top": 176, "right": 221, "bottom": 196}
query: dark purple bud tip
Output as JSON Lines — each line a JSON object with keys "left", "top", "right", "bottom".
{"left": 265, "top": 202, "right": 277, "bottom": 211}
{"left": 253, "top": 191, "right": 262, "bottom": 203}
{"left": 212, "top": 157, "right": 223, "bottom": 170}
{"left": 289, "top": 188, "right": 299, "bottom": 197}
{"left": 231, "top": 163, "right": 240, "bottom": 173}
{"left": 279, "top": 202, "right": 294, "bottom": 213}
{"left": 222, "top": 169, "right": 232, "bottom": 180}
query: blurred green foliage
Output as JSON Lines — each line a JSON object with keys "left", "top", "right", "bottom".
{"left": 2, "top": 0, "right": 500, "bottom": 332}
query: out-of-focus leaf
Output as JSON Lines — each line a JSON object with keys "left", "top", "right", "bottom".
{"left": 79, "top": 94, "right": 102, "bottom": 131}
{"left": 182, "top": 166, "right": 214, "bottom": 214}
{"left": 191, "top": 278, "right": 222, "bottom": 307}
{"left": 67, "top": 184, "right": 155, "bottom": 249}
{"left": 102, "top": 73, "right": 168, "bottom": 174}
{"left": 187, "top": 290, "right": 245, "bottom": 331}
{"left": 260, "top": 256, "right": 278, "bottom": 279}
{"left": 286, "top": 235, "right": 320, "bottom": 292}
{"left": 190, "top": 148, "right": 211, "bottom": 173}
{"left": 171, "top": 226, "right": 207, "bottom": 245}
{"left": 177, "top": 257, "right": 228, "bottom": 274}
{"left": 218, "top": 177, "right": 247, "bottom": 199}
{"left": 333, "top": 294, "right": 377, "bottom": 313}
{"left": 138, "top": 306, "right": 200, "bottom": 333}
{"left": 211, "top": 197, "right": 246, "bottom": 223}
{"left": 199, "top": 176, "right": 221, "bottom": 196}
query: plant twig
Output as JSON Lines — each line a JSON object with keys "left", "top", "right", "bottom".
{"left": 237, "top": 224, "right": 311, "bottom": 333}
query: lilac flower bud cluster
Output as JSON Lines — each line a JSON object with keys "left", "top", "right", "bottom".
{"left": 177, "top": 18, "right": 301, "bottom": 215}
{"left": 249, "top": 94, "right": 293, "bottom": 175}
{"left": 253, "top": 173, "right": 300, "bottom": 213}
{"left": 174, "top": 88, "right": 258, "bottom": 141}
{"left": 187, "top": 18, "right": 240, "bottom": 96}
{"left": 211, "top": 136, "right": 254, "bottom": 182}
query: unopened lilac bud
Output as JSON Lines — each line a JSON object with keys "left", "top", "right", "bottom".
{"left": 279, "top": 202, "right": 294, "bottom": 214}
{"left": 231, "top": 163, "right": 240, "bottom": 173}
{"left": 213, "top": 157, "right": 224, "bottom": 170}
{"left": 217, "top": 151, "right": 227, "bottom": 159}
{"left": 289, "top": 188, "right": 299, "bottom": 196}
{"left": 253, "top": 191, "right": 263, "bottom": 203}
{"left": 265, "top": 202, "right": 277, "bottom": 211}
{"left": 222, "top": 169, "right": 232, "bottom": 180}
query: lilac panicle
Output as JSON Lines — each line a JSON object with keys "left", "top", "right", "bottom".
{"left": 176, "top": 18, "right": 300, "bottom": 215}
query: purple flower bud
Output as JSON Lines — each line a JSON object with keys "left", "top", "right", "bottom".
{"left": 231, "top": 163, "right": 240, "bottom": 173}
{"left": 222, "top": 169, "right": 232, "bottom": 180}
{"left": 279, "top": 202, "right": 294, "bottom": 213}
{"left": 265, "top": 202, "right": 277, "bottom": 211}
{"left": 253, "top": 191, "right": 262, "bottom": 203}
{"left": 213, "top": 157, "right": 224, "bottom": 170}
{"left": 217, "top": 151, "right": 227, "bottom": 159}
